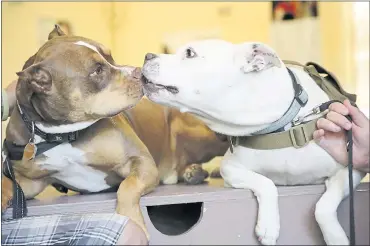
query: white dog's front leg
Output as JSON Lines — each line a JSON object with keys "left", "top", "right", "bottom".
{"left": 221, "top": 156, "right": 280, "bottom": 245}
{"left": 315, "top": 167, "right": 364, "bottom": 245}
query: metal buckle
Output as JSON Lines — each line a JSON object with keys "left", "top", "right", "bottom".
{"left": 68, "top": 132, "right": 77, "bottom": 141}
{"left": 30, "top": 122, "right": 35, "bottom": 143}
{"left": 228, "top": 136, "right": 240, "bottom": 153}
{"left": 289, "top": 125, "right": 310, "bottom": 148}
{"left": 292, "top": 117, "right": 304, "bottom": 127}
{"left": 292, "top": 105, "right": 322, "bottom": 127}
{"left": 16, "top": 100, "right": 23, "bottom": 114}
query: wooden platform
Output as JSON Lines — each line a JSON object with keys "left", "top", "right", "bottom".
{"left": 3, "top": 179, "right": 370, "bottom": 245}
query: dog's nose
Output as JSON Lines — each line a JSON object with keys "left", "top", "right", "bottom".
{"left": 145, "top": 53, "right": 157, "bottom": 61}
{"left": 132, "top": 67, "right": 142, "bottom": 79}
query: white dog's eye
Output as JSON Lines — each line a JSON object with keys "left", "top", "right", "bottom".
{"left": 185, "top": 48, "right": 197, "bottom": 59}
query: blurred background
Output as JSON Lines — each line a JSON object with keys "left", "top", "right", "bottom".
{"left": 2, "top": 2, "right": 368, "bottom": 112}
{"left": 1, "top": 2, "right": 369, "bottom": 196}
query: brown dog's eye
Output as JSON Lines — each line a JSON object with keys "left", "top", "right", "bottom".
{"left": 91, "top": 63, "right": 104, "bottom": 77}
{"left": 96, "top": 64, "right": 103, "bottom": 74}
{"left": 185, "top": 48, "right": 197, "bottom": 59}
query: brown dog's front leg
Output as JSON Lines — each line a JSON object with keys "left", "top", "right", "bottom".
{"left": 115, "top": 155, "right": 159, "bottom": 239}
{"left": 2, "top": 174, "right": 13, "bottom": 212}
{"left": 1, "top": 171, "right": 48, "bottom": 213}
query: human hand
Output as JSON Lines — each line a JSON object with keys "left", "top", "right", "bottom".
{"left": 313, "top": 99, "right": 369, "bottom": 173}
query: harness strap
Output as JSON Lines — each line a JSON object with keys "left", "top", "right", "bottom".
{"left": 283, "top": 60, "right": 357, "bottom": 105}
{"left": 2, "top": 139, "right": 68, "bottom": 194}
{"left": 4, "top": 140, "right": 62, "bottom": 161}
{"left": 237, "top": 117, "right": 320, "bottom": 149}
{"left": 306, "top": 61, "right": 357, "bottom": 103}
{"left": 2, "top": 103, "right": 90, "bottom": 218}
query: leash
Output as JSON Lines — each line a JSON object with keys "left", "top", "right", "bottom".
{"left": 285, "top": 99, "right": 356, "bottom": 245}
{"left": 2, "top": 151, "right": 27, "bottom": 219}
{"left": 323, "top": 100, "right": 355, "bottom": 245}
{"left": 313, "top": 99, "right": 355, "bottom": 245}
{"left": 292, "top": 99, "right": 357, "bottom": 245}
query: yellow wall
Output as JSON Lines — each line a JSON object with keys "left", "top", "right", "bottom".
{"left": 2, "top": 2, "right": 114, "bottom": 87}
{"left": 319, "top": 2, "right": 356, "bottom": 92}
{"left": 112, "top": 2, "right": 271, "bottom": 66}
{"left": 1, "top": 2, "right": 114, "bottom": 139}
{"left": 1, "top": 2, "right": 360, "bottom": 89}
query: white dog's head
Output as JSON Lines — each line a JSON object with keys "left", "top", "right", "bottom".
{"left": 142, "top": 39, "right": 294, "bottom": 135}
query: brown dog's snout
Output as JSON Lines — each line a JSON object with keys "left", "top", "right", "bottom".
{"left": 132, "top": 67, "right": 142, "bottom": 79}
{"left": 145, "top": 53, "right": 157, "bottom": 61}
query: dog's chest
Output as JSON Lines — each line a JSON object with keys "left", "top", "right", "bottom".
{"left": 35, "top": 143, "right": 112, "bottom": 192}
{"left": 225, "top": 143, "right": 343, "bottom": 185}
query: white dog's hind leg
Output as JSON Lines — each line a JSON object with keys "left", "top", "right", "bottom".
{"left": 221, "top": 160, "right": 280, "bottom": 245}
{"left": 315, "top": 167, "right": 364, "bottom": 245}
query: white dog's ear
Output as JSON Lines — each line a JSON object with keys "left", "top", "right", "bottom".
{"left": 235, "top": 43, "right": 282, "bottom": 73}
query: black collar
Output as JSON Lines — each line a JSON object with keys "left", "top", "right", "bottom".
{"left": 16, "top": 101, "right": 81, "bottom": 143}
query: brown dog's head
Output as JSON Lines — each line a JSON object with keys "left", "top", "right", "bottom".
{"left": 16, "top": 25, "right": 143, "bottom": 124}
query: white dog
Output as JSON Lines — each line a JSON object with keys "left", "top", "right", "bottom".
{"left": 141, "top": 40, "right": 365, "bottom": 245}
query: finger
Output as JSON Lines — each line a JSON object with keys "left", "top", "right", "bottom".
{"left": 317, "top": 118, "right": 343, "bottom": 132}
{"left": 326, "top": 111, "right": 352, "bottom": 130}
{"left": 344, "top": 99, "right": 368, "bottom": 127}
{"left": 313, "top": 129, "right": 325, "bottom": 140}
{"left": 329, "top": 102, "right": 349, "bottom": 115}
{"left": 313, "top": 134, "right": 326, "bottom": 147}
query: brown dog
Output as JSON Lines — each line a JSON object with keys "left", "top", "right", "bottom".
{"left": 124, "top": 98, "right": 228, "bottom": 186}
{"left": 2, "top": 26, "right": 155, "bottom": 237}
{"left": 1, "top": 26, "right": 228, "bottom": 237}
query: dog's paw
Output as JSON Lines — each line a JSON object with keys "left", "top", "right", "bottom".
{"left": 1, "top": 176, "right": 13, "bottom": 212}
{"left": 255, "top": 214, "right": 280, "bottom": 245}
{"left": 210, "top": 167, "right": 222, "bottom": 178}
{"left": 319, "top": 222, "right": 349, "bottom": 245}
{"left": 183, "top": 164, "right": 209, "bottom": 185}
{"left": 324, "top": 234, "right": 349, "bottom": 245}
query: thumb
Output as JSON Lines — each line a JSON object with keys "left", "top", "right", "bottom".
{"left": 343, "top": 99, "right": 368, "bottom": 128}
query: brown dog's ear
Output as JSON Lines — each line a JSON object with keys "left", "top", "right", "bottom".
{"left": 235, "top": 42, "right": 282, "bottom": 74}
{"left": 48, "top": 24, "right": 66, "bottom": 40}
{"left": 16, "top": 63, "right": 52, "bottom": 94}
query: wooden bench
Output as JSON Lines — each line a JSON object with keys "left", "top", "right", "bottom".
{"left": 3, "top": 179, "right": 369, "bottom": 245}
